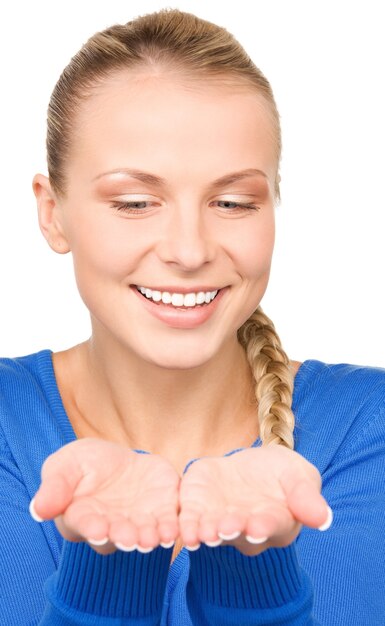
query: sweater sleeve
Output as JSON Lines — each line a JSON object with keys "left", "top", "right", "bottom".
{"left": 183, "top": 450, "right": 317, "bottom": 624}
{"left": 0, "top": 427, "right": 172, "bottom": 625}
{"left": 39, "top": 541, "right": 172, "bottom": 625}
{"left": 187, "top": 542, "right": 317, "bottom": 625}
{"left": 296, "top": 401, "right": 385, "bottom": 625}
{"left": 186, "top": 395, "right": 385, "bottom": 625}
{"left": 0, "top": 434, "right": 56, "bottom": 625}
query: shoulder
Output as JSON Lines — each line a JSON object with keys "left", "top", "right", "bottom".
{"left": 0, "top": 349, "right": 71, "bottom": 496}
{"left": 294, "top": 359, "right": 385, "bottom": 402}
{"left": 0, "top": 350, "right": 53, "bottom": 404}
{"left": 292, "top": 360, "right": 385, "bottom": 470}
{"left": 0, "top": 349, "right": 47, "bottom": 376}
{"left": 0, "top": 349, "right": 53, "bottom": 438}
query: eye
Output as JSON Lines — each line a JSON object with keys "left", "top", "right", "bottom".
{"left": 215, "top": 200, "right": 259, "bottom": 212}
{"left": 111, "top": 200, "right": 154, "bottom": 214}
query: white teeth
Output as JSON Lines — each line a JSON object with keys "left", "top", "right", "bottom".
{"left": 183, "top": 293, "right": 196, "bottom": 307}
{"left": 161, "top": 292, "right": 172, "bottom": 304}
{"left": 171, "top": 293, "right": 184, "bottom": 307}
{"left": 136, "top": 286, "right": 218, "bottom": 307}
{"left": 152, "top": 290, "right": 162, "bottom": 302}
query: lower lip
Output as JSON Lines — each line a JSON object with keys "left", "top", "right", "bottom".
{"left": 130, "top": 286, "right": 227, "bottom": 329}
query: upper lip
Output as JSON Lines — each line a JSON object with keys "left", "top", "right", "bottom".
{"left": 133, "top": 284, "right": 223, "bottom": 294}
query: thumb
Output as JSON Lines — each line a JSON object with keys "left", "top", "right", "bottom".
{"left": 287, "top": 479, "right": 332, "bottom": 530}
{"left": 30, "top": 444, "right": 83, "bottom": 522}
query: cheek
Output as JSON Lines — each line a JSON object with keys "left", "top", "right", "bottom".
{"left": 229, "top": 218, "right": 275, "bottom": 330}
{"left": 230, "top": 215, "right": 275, "bottom": 278}
{"left": 66, "top": 214, "right": 149, "bottom": 277}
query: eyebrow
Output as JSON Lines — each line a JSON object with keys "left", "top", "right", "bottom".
{"left": 93, "top": 167, "right": 267, "bottom": 187}
{"left": 211, "top": 168, "right": 268, "bottom": 188}
{"left": 93, "top": 169, "right": 167, "bottom": 185}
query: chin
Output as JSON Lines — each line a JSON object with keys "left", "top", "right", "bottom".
{"left": 139, "top": 339, "right": 220, "bottom": 371}
{"left": 146, "top": 351, "right": 213, "bottom": 371}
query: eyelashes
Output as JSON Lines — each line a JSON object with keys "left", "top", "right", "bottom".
{"left": 112, "top": 201, "right": 151, "bottom": 214}
{"left": 111, "top": 200, "right": 260, "bottom": 215}
{"left": 215, "top": 200, "right": 259, "bottom": 212}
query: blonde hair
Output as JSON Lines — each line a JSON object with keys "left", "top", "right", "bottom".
{"left": 46, "top": 9, "right": 295, "bottom": 449}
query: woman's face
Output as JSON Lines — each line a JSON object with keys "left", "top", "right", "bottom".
{"left": 49, "top": 72, "right": 277, "bottom": 369}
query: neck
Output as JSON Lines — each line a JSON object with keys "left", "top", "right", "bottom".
{"left": 54, "top": 332, "right": 258, "bottom": 471}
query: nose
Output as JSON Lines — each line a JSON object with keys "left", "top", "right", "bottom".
{"left": 156, "top": 204, "right": 216, "bottom": 271}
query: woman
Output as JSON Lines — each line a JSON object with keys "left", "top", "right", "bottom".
{"left": 0, "top": 9, "right": 383, "bottom": 625}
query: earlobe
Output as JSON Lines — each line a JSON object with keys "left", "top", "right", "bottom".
{"left": 32, "top": 174, "right": 71, "bottom": 254}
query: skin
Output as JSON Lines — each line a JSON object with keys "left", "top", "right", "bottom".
{"left": 32, "top": 70, "right": 329, "bottom": 559}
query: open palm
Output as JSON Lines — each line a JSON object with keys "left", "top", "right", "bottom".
{"left": 32, "top": 440, "right": 330, "bottom": 557}
{"left": 32, "top": 438, "right": 180, "bottom": 554}
{"left": 179, "top": 446, "right": 329, "bottom": 555}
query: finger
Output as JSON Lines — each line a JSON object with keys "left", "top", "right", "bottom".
{"left": 179, "top": 509, "right": 201, "bottom": 548}
{"left": 32, "top": 473, "right": 77, "bottom": 522}
{"left": 54, "top": 511, "right": 114, "bottom": 556}
{"left": 245, "top": 508, "right": 300, "bottom": 546}
{"left": 54, "top": 515, "right": 84, "bottom": 542}
{"left": 217, "top": 509, "right": 248, "bottom": 541}
{"left": 32, "top": 445, "right": 83, "bottom": 521}
{"left": 196, "top": 512, "right": 223, "bottom": 546}
{"left": 287, "top": 480, "right": 330, "bottom": 529}
{"left": 63, "top": 502, "right": 110, "bottom": 543}
{"left": 109, "top": 517, "right": 139, "bottom": 551}
{"left": 134, "top": 512, "right": 160, "bottom": 550}
{"left": 198, "top": 512, "right": 220, "bottom": 542}
{"left": 87, "top": 538, "right": 117, "bottom": 556}
{"left": 156, "top": 509, "right": 179, "bottom": 546}
{"left": 244, "top": 510, "right": 275, "bottom": 544}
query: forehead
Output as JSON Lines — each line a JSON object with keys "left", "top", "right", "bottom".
{"left": 69, "top": 70, "right": 278, "bottom": 184}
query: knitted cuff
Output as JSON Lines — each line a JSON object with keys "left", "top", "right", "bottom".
{"left": 188, "top": 543, "right": 303, "bottom": 610}
{"left": 44, "top": 541, "right": 172, "bottom": 620}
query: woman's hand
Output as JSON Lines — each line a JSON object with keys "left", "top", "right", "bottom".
{"left": 30, "top": 438, "right": 180, "bottom": 555}
{"left": 178, "top": 445, "right": 331, "bottom": 555}
{"left": 31, "top": 440, "right": 331, "bottom": 557}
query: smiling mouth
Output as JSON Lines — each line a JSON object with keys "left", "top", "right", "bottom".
{"left": 134, "top": 285, "right": 220, "bottom": 308}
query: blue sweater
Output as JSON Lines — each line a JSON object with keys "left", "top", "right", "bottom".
{"left": 0, "top": 350, "right": 384, "bottom": 625}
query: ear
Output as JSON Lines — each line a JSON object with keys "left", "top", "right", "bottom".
{"left": 32, "top": 174, "right": 71, "bottom": 254}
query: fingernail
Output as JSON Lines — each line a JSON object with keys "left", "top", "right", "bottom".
{"left": 185, "top": 543, "right": 201, "bottom": 551}
{"left": 218, "top": 530, "right": 241, "bottom": 540}
{"left": 136, "top": 545, "right": 155, "bottom": 553}
{"left": 318, "top": 505, "right": 333, "bottom": 531}
{"left": 205, "top": 538, "right": 223, "bottom": 547}
{"left": 115, "top": 542, "right": 138, "bottom": 552}
{"left": 245, "top": 535, "right": 268, "bottom": 544}
{"left": 29, "top": 497, "right": 44, "bottom": 523}
{"left": 160, "top": 540, "right": 175, "bottom": 549}
{"left": 87, "top": 537, "right": 109, "bottom": 546}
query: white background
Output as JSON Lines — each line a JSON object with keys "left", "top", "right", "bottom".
{"left": 0, "top": 1, "right": 384, "bottom": 366}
